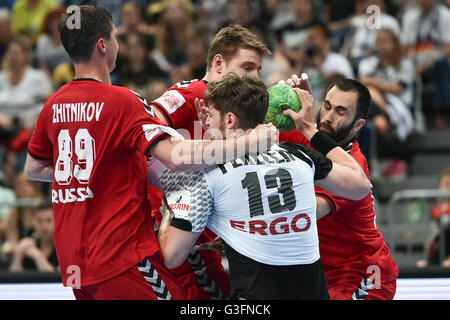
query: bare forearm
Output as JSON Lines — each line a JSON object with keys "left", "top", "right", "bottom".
{"left": 152, "top": 128, "right": 275, "bottom": 171}
{"left": 316, "top": 196, "right": 332, "bottom": 219}
{"left": 24, "top": 154, "right": 53, "bottom": 182}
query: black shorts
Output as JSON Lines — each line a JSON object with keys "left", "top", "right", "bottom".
{"left": 225, "top": 243, "right": 329, "bottom": 300}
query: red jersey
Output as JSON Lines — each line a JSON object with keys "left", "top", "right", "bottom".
{"left": 151, "top": 79, "right": 207, "bottom": 138}
{"left": 28, "top": 79, "right": 173, "bottom": 287}
{"left": 150, "top": 79, "right": 231, "bottom": 299}
{"left": 279, "top": 130, "right": 399, "bottom": 285}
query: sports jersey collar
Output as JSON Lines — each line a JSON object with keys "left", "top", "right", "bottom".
{"left": 72, "top": 78, "right": 102, "bottom": 83}
{"left": 343, "top": 141, "right": 355, "bottom": 154}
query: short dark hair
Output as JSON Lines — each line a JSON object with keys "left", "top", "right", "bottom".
{"left": 325, "top": 78, "right": 372, "bottom": 120}
{"left": 204, "top": 73, "right": 268, "bottom": 131}
{"left": 58, "top": 5, "right": 113, "bottom": 63}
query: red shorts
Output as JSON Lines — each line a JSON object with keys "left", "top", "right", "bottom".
{"left": 72, "top": 254, "right": 186, "bottom": 300}
{"left": 328, "top": 276, "right": 397, "bottom": 300}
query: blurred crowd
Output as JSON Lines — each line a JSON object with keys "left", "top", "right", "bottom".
{"left": 0, "top": 0, "right": 448, "bottom": 271}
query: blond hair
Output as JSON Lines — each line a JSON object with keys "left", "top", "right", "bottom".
{"left": 206, "top": 24, "right": 271, "bottom": 71}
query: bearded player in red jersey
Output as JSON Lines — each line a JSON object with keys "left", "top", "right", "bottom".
{"left": 282, "top": 77, "right": 399, "bottom": 300}
{"left": 23, "top": 6, "right": 276, "bottom": 300}
{"left": 148, "top": 25, "right": 272, "bottom": 300}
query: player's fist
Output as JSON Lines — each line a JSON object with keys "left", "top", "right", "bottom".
{"left": 246, "top": 123, "right": 278, "bottom": 153}
{"left": 279, "top": 73, "right": 311, "bottom": 94}
{"left": 282, "top": 88, "right": 318, "bottom": 140}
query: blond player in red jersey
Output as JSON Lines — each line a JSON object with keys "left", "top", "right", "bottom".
{"left": 24, "top": 6, "right": 276, "bottom": 300}
{"left": 149, "top": 25, "right": 272, "bottom": 300}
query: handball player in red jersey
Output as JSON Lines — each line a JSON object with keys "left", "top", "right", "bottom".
{"left": 24, "top": 6, "right": 276, "bottom": 300}
{"left": 281, "top": 77, "right": 399, "bottom": 300}
{"left": 148, "top": 25, "right": 272, "bottom": 300}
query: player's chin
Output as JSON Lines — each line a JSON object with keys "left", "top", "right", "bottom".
{"left": 319, "top": 125, "right": 332, "bottom": 135}
{"left": 109, "top": 62, "right": 117, "bottom": 73}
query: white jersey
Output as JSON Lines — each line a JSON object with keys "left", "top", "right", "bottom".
{"left": 158, "top": 142, "right": 333, "bottom": 266}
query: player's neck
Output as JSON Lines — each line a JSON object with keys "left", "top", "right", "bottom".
{"left": 203, "top": 70, "right": 222, "bottom": 83}
{"left": 74, "top": 62, "right": 112, "bottom": 85}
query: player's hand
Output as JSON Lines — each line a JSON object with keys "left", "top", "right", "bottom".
{"left": 246, "top": 123, "right": 278, "bottom": 153}
{"left": 195, "top": 98, "right": 209, "bottom": 130}
{"left": 159, "top": 197, "right": 173, "bottom": 234}
{"left": 279, "top": 73, "right": 311, "bottom": 94}
{"left": 282, "top": 88, "right": 318, "bottom": 140}
{"left": 195, "top": 237, "right": 225, "bottom": 255}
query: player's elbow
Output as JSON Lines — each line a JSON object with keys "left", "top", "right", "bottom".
{"left": 163, "top": 161, "right": 183, "bottom": 171}
{"left": 162, "top": 253, "right": 185, "bottom": 269}
{"left": 347, "top": 174, "right": 371, "bottom": 200}
{"left": 24, "top": 158, "right": 39, "bottom": 181}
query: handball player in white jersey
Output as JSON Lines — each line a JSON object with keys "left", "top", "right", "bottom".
{"left": 154, "top": 73, "right": 370, "bottom": 299}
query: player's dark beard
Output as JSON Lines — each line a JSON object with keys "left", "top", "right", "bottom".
{"left": 317, "top": 113, "right": 357, "bottom": 144}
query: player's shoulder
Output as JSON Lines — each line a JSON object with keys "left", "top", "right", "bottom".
{"left": 348, "top": 141, "right": 370, "bottom": 175}
{"left": 168, "top": 79, "right": 207, "bottom": 97}
{"left": 277, "top": 142, "right": 314, "bottom": 166}
{"left": 109, "top": 84, "right": 142, "bottom": 100}
{"left": 160, "top": 169, "right": 209, "bottom": 193}
{"left": 173, "top": 79, "right": 207, "bottom": 90}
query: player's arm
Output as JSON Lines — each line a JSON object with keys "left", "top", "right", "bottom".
{"left": 157, "top": 198, "right": 198, "bottom": 269}
{"left": 159, "top": 223, "right": 202, "bottom": 269}
{"left": 316, "top": 196, "right": 332, "bottom": 219}
{"left": 157, "top": 170, "right": 213, "bottom": 269}
{"left": 150, "top": 123, "right": 277, "bottom": 171}
{"left": 24, "top": 154, "right": 53, "bottom": 182}
{"left": 284, "top": 89, "right": 370, "bottom": 200}
{"left": 152, "top": 107, "right": 169, "bottom": 126}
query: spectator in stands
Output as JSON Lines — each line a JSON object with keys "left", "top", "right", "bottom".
{"left": 117, "top": 32, "right": 169, "bottom": 95}
{"left": 272, "top": 0, "right": 327, "bottom": 75}
{"left": 117, "top": 2, "right": 156, "bottom": 52}
{"left": 0, "top": 36, "right": 52, "bottom": 186}
{"left": 11, "top": 0, "right": 58, "bottom": 43}
{"left": 176, "top": 30, "right": 208, "bottom": 81}
{"left": 358, "top": 28, "right": 415, "bottom": 163}
{"left": 0, "top": 36, "right": 52, "bottom": 128}
{"left": 432, "top": 166, "right": 450, "bottom": 222}
{"left": 342, "top": 0, "right": 400, "bottom": 72}
{"left": 218, "top": 0, "right": 269, "bottom": 48}
{"left": 192, "top": 0, "right": 229, "bottom": 37}
{"left": 1, "top": 173, "right": 44, "bottom": 265}
{"left": 9, "top": 202, "right": 58, "bottom": 272}
{"left": 400, "top": 0, "right": 450, "bottom": 129}
{"left": 0, "top": 182, "right": 15, "bottom": 246}
{"left": 144, "top": 79, "right": 168, "bottom": 102}
{"left": 151, "top": 0, "right": 194, "bottom": 74}
{"left": 51, "top": 60, "right": 74, "bottom": 90}
{"left": 300, "top": 25, "right": 354, "bottom": 105}
{"left": 0, "top": 0, "right": 14, "bottom": 10}
{"left": 36, "top": 7, "right": 70, "bottom": 78}
{"left": 417, "top": 166, "right": 450, "bottom": 267}
{"left": 0, "top": 8, "right": 11, "bottom": 68}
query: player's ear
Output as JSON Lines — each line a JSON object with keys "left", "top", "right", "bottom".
{"left": 352, "top": 118, "right": 365, "bottom": 134}
{"left": 225, "top": 112, "right": 239, "bottom": 130}
{"left": 96, "top": 38, "right": 107, "bottom": 55}
{"left": 212, "top": 54, "right": 225, "bottom": 74}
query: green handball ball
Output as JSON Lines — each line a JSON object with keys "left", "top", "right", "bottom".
{"left": 265, "top": 83, "right": 302, "bottom": 131}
